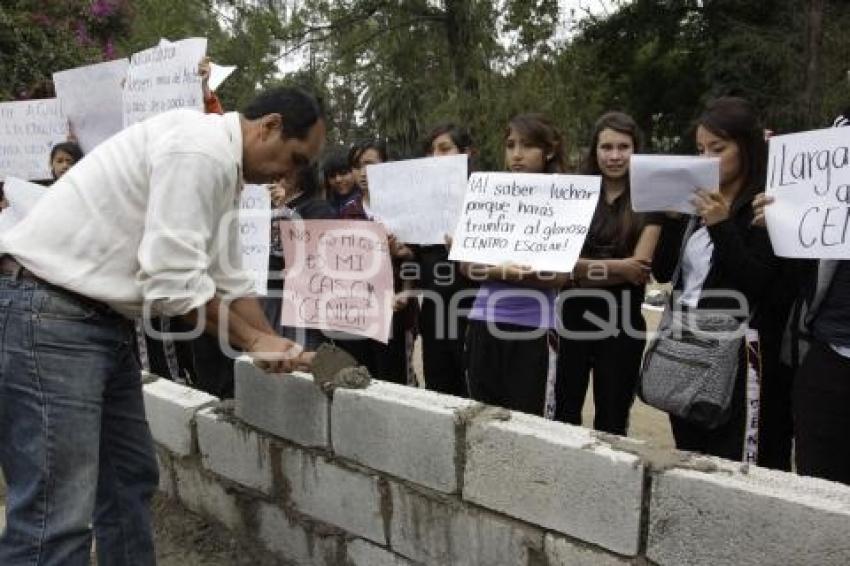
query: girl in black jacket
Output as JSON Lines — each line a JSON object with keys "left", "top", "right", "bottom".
{"left": 652, "top": 97, "right": 781, "bottom": 461}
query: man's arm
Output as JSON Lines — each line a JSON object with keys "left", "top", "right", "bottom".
{"left": 184, "top": 295, "right": 313, "bottom": 374}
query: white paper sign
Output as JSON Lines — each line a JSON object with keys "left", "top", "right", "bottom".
{"left": 765, "top": 127, "right": 850, "bottom": 258}
{"left": 209, "top": 63, "right": 237, "bottom": 91}
{"left": 0, "top": 99, "right": 68, "bottom": 181}
{"left": 448, "top": 172, "right": 601, "bottom": 273}
{"left": 239, "top": 184, "right": 271, "bottom": 295}
{"left": 123, "top": 37, "right": 207, "bottom": 127}
{"left": 0, "top": 177, "right": 48, "bottom": 233}
{"left": 366, "top": 155, "right": 468, "bottom": 244}
{"left": 53, "top": 59, "right": 129, "bottom": 153}
{"left": 630, "top": 155, "right": 720, "bottom": 213}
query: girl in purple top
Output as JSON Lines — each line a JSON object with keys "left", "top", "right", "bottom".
{"left": 460, "top": 114, "right": 570, "bottom": 417}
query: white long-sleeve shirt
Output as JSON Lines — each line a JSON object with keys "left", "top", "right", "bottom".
{"left": 0, "top": 109, "right": 254, "bottom": 317}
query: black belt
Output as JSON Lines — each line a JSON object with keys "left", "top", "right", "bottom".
{"left": 0, "top": 255, "right": 118, "bottom": 317}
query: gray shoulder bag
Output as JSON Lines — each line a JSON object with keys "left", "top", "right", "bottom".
{"left": 638, "top": 218, "right": 746, "bottom": 429}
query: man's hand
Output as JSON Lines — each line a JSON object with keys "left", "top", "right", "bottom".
{"left": 248, "top": 333, "right": 314, "bottom": 374}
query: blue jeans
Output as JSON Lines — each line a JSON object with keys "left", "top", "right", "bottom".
{"left": 0, "top": 273, "right": 158, "bottom": 565}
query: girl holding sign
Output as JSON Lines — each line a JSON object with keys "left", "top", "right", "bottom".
{"left": 651, "top": 97, "right": 781, "bottom": 462}
{"left": 555, "top": 112, "right": 660, "bottom": 435}
{"left": 415, "top": 123, "right": 477, "bottom": 397}
{"left": 337, "top": 140, "right": 418, "bottom": 385}
{"left": 340, "top": 140, "right": 388, "bottom": 220}
{"left": 461, "top": 113, "right": 569, "bottom": 416}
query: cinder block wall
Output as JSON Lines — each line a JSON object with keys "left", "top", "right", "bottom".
{"left": 143, "top": 358, "right": 850, "bottom": 565}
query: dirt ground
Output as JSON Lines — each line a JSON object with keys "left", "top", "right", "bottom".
{"left": 152, "top": 496, "right": 281, "bottom": 566}
{"left": 0, "top": 479, "right": 277, "bottom": 565}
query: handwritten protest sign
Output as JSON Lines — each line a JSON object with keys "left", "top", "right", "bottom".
{"left": 630, "top": 155, "right": 720, "bottom": 213}
{"left": 0, "top": 99, "right": 68, "bottom": 181}
{"left": 366, "top": 155, "right": 468, "bottom": 244}
{"left": 280, "top": 220, "right": 393, "bottom": 342}
{"left": 765, "top": 127, "right": 850, "bottom": 258}
{"left": 123, "top": 37, "right": 207, "bottom": 128}
{"left": 239, "top": 185, "right": 271, "bottom": 295}
{"left": 448, "top": 172, "right": 601, "bottom": 272}
{"left": 0, "top": 177, "right": 48, "bottom": 233}
{"left": 53, "top": 59, "right": 129, "bottom": 153}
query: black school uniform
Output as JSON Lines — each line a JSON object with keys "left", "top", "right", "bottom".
{"left": 556, "top": 192, "right": 653, "bottom": 435}
{"left": 412, "top": 244, "right": 476, "bottom": 397}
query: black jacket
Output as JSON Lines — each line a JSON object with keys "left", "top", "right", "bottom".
{"left": 652, "top": 202, "right": 781, "bottom": 319}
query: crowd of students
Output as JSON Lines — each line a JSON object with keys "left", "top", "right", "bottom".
{"left": 261, "top": 94, "right": 847, "bottom": 486}
{"left": 4, "top": 80, "right": 848, "bottom": 488}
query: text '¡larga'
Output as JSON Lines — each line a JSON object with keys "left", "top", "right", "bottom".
{"left": 770, "top": 141, "right": 850, "bottom": 195}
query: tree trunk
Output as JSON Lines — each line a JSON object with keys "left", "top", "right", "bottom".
{"left": 443, "top": 0, "right": 479, "bottom": 125}
{"left": 802, "top": 0, "right": 825, "bottom": 127}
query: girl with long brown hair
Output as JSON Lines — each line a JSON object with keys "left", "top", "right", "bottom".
{"left": 460, "top": 113, "right": 569, "bottom": 416}
{"left": 556, "top": 111, "right": 660, "bottom": 435}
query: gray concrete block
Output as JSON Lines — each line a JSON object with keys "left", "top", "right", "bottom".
{"left": 345, "top": 539, "right": 413, "bottom": 566}
{"left": 332, "top": 381, "right": 477, "bottom": 493}
{"left": 235, "top": 357, "right": 330, "bottom": 448}
{"left": 173, "top": 459, "right": 247, "bottom": 533}
{"left": 143, "top": 378, "right": 218, "bottom": 456}
{"left": 389, "top": 481, "right": 544, "bottom": 566}
{"left": 647, "top": 461, "right": 850, "bottom": 566}
{"left": 463, "top": 412, "right": 644, "bottom": 556}
{"left": 545, "top": 533, "right": 632, "bottom": 566}
{"left": 257, "top": 502, "right": 341, "bottom": 566}
{"left": 279, "top": 446, "right": 386, "bottom": 545}
{"left": 195, "top": 407, "right": 273, "bottom": 494}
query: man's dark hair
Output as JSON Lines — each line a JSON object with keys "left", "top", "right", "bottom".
{"left": 242, "top": 87, "right": 325, "bottom": 140}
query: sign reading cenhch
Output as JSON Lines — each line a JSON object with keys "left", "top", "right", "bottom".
{"left": 448, "top": 172, "right": 601, "bottom": 273}
{"left": 280, "top": 220, "right": 394, "bottom": 343}
{"left": 765, "top": 127, "right": 850, "bottom": 259}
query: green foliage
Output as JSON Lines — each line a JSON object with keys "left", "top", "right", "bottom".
{"left": 277, "top": 0, "right": 850, "bottom": 168}
{"left": 4, "top": 0, "right": 849, "bottom": 169}
{"left": 0, "top": 0, "right": 131, "bottom": 100}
